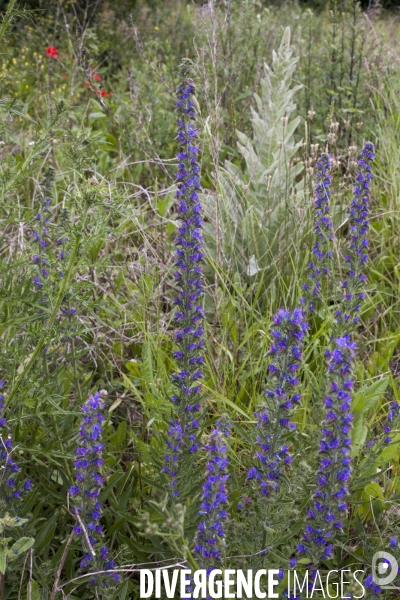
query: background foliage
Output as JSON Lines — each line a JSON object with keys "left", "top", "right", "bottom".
{"left": 0, "top": 0, "right": 400, "bottom": 598}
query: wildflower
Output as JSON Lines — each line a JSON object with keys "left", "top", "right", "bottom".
{"left": 249, "top": 308, "right": 308, "bottom": 497}
{"left": 46, "top": 46, "right": 59, "bottom": 58}
{"left": 101, "top": 90, "right": 107, "bottom": 97}
{"left": 298, "top": 335, "right": 356, "bottom": 563}
{"left": 92, "top": 74, "right": 101, "bottom": 81}
{"left": 301, "top": 154, "right": 333, "bottom": 312}
{"left": 194, "top": 422, "right": 230, "bottom": 564}
{"left": 364, "top": 574, "right": 381, "bottom": 596}
{"left": 0, "top": 382, "right": 31, "bottom": 511}
{"left": 335, "top": 142, "right": 375, "bottom": 330}
{"left": 32, "top": 169, "right": 55, "bottom": 297}
{"left": 382, "top": 400, "right": 400, "bottom": 444}
{"left": 70, "top": 391, "right": 119, "bottom": 586}
{"left": 164, "top": 67, "right": 204, "bottom": 498}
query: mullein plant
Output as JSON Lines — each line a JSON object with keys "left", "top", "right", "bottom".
{"left": 69, "top": 391, "right": 119, "bottom": 592}
{"left": 290, "top": 143, "right": 375, "bottom": 594}
{"left": 163, "top": 62, "right": 204, "bottom": 500}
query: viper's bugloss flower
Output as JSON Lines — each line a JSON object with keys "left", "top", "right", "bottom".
{"left": 163, "top": 420, "right": 184, "bottom": 498}
{"left": 364, "top": 574, "right": 381, "bottom": 596}
{"left": 164, "top": 73, "right": 204, "bottom": 498}
{"left": 335, "top": 142, "right": 375, "bottom": 329}
{"left": 249, "top": 308, "right": 308, "bottom": 497}
{"left": 382, "top": 400, "right": 400, "bottom": 445}
{"left": 194, "top": 422, "right": 230, "bottom": 564}
{"left": 298, "top": 335, "right": 356, "bottom": 562}
{"left": 70, "top": 391, "right": 119, "bottom": 585}
{"left": 302, "top": 154, "right": 333, "bottom": 312}
{"left": 0, "top": 382, "right": 31, "bottom": 510}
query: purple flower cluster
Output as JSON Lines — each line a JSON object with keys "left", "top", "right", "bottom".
{"left": 302, "top": 154, "right": 333, "bottom": 312}
{"left": 335, "top": 142, "right": 375, "bottom": 329}
{"left": 298, "top": 335, "right": 356, "bottom": 561}
{"left": 248, "top": 308, "right": 308, "bottom": 496}
{"left": 69, "top": 391, "right": 119, "bottom": 585}
{"left": 164, "top": 76, "right": 204, "bottom": 497}
{"left": 194, "top": 422, "right": 229, "bottom": 564}
{"left": 364, "top": 574, "right": 382, "bottom": 596}
{"left": 0, "top": 382, "right": 31, "bottom": 510}
{"left": 383, "top": 400, "right": 400, "bottom": 445}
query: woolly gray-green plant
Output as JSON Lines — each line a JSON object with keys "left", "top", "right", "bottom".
{"left": 204, "top": 27, "right": 304, "bottom": 281}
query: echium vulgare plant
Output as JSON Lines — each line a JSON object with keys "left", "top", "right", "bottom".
{"left": 0, "top": 381, "right": 33, "bottom": 596}
{"left": 194, "top": 421, "right": 230, "bottom": 569}
{"left": 297, "top": 335, "right": 356, "bottom": 564}
{"left": 248, "top": 308, "right": 308, "bottom": 499}
{"left": 32, "top": 168, "right": 55, "bottom": 297}
{"left": 0, "top": 381, "right": 31, "bottom": 511}
{"left": 69, "top": 391, "right": 119, "bottom": 591}
{"left": 301, "top": 154, "right": 333, "bottom": 313}
{"left": 163, "top": 62, "right": 204, "bottom": 499}
{"left": 335, "top": 142, "right": 375, "bottom": 331}
{"left": 294, "top": 143, "right": 375, "bottom": 586}
{"left": 32, "top": 170, "right": 78, "bottom": 343}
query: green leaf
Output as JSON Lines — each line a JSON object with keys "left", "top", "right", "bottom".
{"left": 0, "top": 546, "right": 6, "bottom": 575}
{"left": 375, "top": 433, "right": 400, "bottom": 465}
{"left": 8, "top": 537, "right": 35, "bottom": 562}
{"left": 353, "top": 377, "right": 389, "bottom": 414}
{"left": 114, "top": 420, "right": 127, "bottom": 448}
{"left": 26, "top": 580, "right": 41, "bottom": 600}
{"left": 110, "top": 579, "right": 129, "bottom": 600}
{"left": 88, "top": 112, "right": 106, "bottom": 119}
{"left": 352, "top": 413, "right": 368, "bottom": 458}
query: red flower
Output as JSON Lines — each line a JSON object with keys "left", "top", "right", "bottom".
{"left": 92, "top": 73, "right": 101, "bottom": 81}
{"left": 101, "top": 90, "right": 107, "bottom": 97}
{"left": 46, "top": 46, "right": 59, "bottom": 58}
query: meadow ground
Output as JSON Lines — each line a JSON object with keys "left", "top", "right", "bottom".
{"left": 0, "top": 1, "right": 400, "bottom": 598}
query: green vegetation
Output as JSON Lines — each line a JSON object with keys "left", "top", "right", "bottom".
{"left": 0, "top": 0, "right": 399, "bottom": 598}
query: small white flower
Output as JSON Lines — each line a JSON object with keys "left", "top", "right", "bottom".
{"left": 28, "top": 141, "right": 35, "bottom": 146}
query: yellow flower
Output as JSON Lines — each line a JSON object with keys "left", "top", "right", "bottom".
{"left": 25, "top": 62, "right": 29, "bottom": 66}
{"left": 154, "top": 26, "right": 159, "bottom": 30}
{"left": 12, "top": 58, "right": 16, "bottom": 64}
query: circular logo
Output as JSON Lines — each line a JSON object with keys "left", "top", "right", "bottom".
{"left": 372, "top": 551, "right": 399, "bottom": 587}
